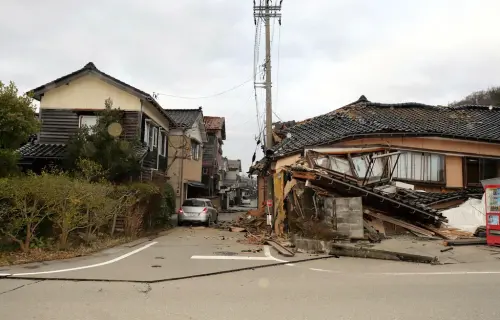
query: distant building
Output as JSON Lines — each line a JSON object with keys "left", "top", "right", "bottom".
{"left": 164, "top": 107, "right": 208, "bottom": 209}
{"left": 202, "top": 116, "right": 226, "bottom": 196}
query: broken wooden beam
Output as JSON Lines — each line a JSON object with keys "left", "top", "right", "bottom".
{"left": 444, "top": 238, "right": 487, "bottom": 246}
{"left": 266, "top": 240, "right": 295, "bottom": 257}
{"left": 291, "top": 171, "right": 317, "bottom": 181}
{"left": 364, "top": 210, "right": 435, "bottom": 237}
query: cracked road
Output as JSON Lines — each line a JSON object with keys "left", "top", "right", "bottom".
{"left": 1, "top": 212, "right": 500, "bottom": 319}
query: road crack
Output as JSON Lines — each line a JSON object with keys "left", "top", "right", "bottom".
{"left": 0, "top": 279, "right": 43, "bottom": 296}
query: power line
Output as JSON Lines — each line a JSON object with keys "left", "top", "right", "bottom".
{"left": 153, "top": 72, "right": 262, "bottom": 100}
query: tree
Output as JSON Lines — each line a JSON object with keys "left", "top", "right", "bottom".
{"left": 0, "top": 81, "right": 40, "bottom": 177}
{"left": 450, "top": 86, "right": 500, "bottom": 107}
{"left": 67, "top": 98, "right": 142, "bottom": 182}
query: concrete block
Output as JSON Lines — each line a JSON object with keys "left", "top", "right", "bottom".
{"left": 292, "top": 235, "right": 332, "bottom": 254}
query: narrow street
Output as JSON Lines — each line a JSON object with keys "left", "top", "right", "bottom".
{"left": 1, "top": 210, "right": 500, "bottom": 319}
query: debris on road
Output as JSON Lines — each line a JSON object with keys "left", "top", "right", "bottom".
{"left": 266, "top": 240, "right": 295, "bottom": 257}
{"left": 443, "top": 238, "right": 488, "bottom": 246}
{"left": 230, "top": 227, "right": 246, "bottom": 233}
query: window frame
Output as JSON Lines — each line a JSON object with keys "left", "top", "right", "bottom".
{"left": 191, "top": 140, "right": 200, "bottom": 160}
{"left": 392, "top": 152, "right": 445, "bottom": 183}
{"left": 79, "top": 115, "right": 99, "bottom": 133}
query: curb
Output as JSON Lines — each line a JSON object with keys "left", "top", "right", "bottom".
{"left": 292, "top": 236, "right": 439, "bottom": 264}
{"left": 329, "top": 244, "right": 439, "bottom": 264}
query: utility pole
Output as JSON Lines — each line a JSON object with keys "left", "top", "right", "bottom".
{"left": 254, "top": 0, "right": 282, "bottom": 229}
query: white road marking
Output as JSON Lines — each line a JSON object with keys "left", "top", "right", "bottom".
{"left": 309, "top": 268, "right": 339, "bottom": 273}
{"left": 376, "top": 271, "right": 500, "bottom": 276}
{"left": 8, "top": 241, "right": 158, "bottom": 277}
{"left": 263, "top": 246, "right": 289, "bottom": 263}
{"left": 191, "top": 256, "right": 273, "bottom": 260}
{"left": 191, "top": 245, "right": 291, "bottom": 263}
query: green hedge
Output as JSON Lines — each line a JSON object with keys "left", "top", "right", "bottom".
{"left": 0, "top": 172, "right": 162, "bottom": 252}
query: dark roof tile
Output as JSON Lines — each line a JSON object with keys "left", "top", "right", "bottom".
{"left": 18, "top": 143, "right": 67, "bottom": 159}
{"left": 165, "top": 108, "right": 202, "bottom": 128}
{"left": 272, "top": 96, "right": 500, "bottom": 157}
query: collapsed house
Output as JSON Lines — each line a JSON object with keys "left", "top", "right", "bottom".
{"left": 249, "top": 96, "right": 500, "bottom": 242}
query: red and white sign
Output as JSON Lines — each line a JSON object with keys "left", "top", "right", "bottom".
{"left": 266, "top": 199, "right": 273, "bottom": 207}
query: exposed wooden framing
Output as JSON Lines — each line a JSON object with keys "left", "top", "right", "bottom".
{"left": 363, "top": 210, "right": 436, "bottom": 237}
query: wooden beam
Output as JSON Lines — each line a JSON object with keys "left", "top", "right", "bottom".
{"left": 364, "top": 210, "right": 436, "bottom": 238}
{"left": 292, "top": 171, "right": 316, "bottom": 180}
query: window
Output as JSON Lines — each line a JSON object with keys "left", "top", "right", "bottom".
{"left": 203, "top": 167, "right": 209, "bottom": 174}
{"left": 153, "top": 127, "right": 158, "bottom": 148}
{"left": 144, "top": 121, "right": 151, "bottom": 145}
{"left": 144, "top": 121, "right": 160, "bottom": 149}
{"left": 351, "top": 153, "right": 387, "bottom": 180}
{"left": 465, "top": 158, "right": 500, "bottom": 186}
{"left": 392, "top": 152, "right": 445, "bottom": 182}
{"left": 191, "top": 140, "right": 201, "bottom": 160}
{"left": 182, "top": 199, "right": 205, "bottom": 207}
{"left": 159, "top": 131, "right": 167, "bottom": 156}
{"left": 79, "top": 115, "right": 98, "bottom": 133}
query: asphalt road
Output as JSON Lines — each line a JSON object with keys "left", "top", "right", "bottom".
{"left": 1, "top": 214, "right": 500, "bottom": 319}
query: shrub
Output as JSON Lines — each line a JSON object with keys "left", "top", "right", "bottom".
{"left": 0, "top": 174, "right": 52, "bottom": 252}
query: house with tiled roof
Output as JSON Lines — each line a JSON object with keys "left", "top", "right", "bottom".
{"left": 251, "top": 95, "right": 500, "bottom": 203}
{"left": 20, "top": 62, "right": 174, "bottom": 178}
{"left": 164, "top": 107, "right": 208, "bottom": 209}
{"left": 202, "top": 116, "right": 226, "bottom": 197}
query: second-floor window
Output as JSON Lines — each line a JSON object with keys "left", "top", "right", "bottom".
{"left": 191, "top": 140, "right": 201, "bottom": 160}
{"left": 159, "top": 131, "right": 167, "bottom": 156}
{"left": 144, "top": 121, "right": 159, "bottom": 149}
{"left": 79, "top": 115, "right": 98, "bottom": 134}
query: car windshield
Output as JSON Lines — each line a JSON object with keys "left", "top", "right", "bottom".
{"left": 182, "top": 199, "right": 206, "bottom": 207}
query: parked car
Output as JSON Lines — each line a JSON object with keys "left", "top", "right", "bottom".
{"left": 241, "top": 197, "right": 251, "bottom": 205}
{"left": 177, "top": 198, "right": 218, "bottom": 227}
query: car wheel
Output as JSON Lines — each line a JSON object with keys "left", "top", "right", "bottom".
{"left": 214, "top": 213, "right": 218, "bottom": 224}
{"left": 205, "top": 217, "right": 211, "bottom": 227}
{"left": 177, "top": 219, "right": 182, "bottom": 227}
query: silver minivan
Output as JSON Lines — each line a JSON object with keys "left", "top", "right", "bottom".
{"left": 177, "top": 198, "right": 218, "bottom": 226}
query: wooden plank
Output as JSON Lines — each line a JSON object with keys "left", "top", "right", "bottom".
{"left": 364, "top": 210, "right": 436, "bottom": 237}
{"left": 418, "top": 224, "right": 453, "bottom": 240}
{"left": 266, "top": 240, "right": 295, "bottom": 257}
{"left": 292, "top": 171, "right": 317, "bottom": 180}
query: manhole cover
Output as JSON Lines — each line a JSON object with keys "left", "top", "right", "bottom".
{"left": 213, "top": 251, "right": 238, "bottom": 256}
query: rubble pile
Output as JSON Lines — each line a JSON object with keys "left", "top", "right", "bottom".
{"left": 272, "top": 151, "right": 487, "bottom": 245}
{"left": 217, "top": 213, "right": 269, "bottom": 244}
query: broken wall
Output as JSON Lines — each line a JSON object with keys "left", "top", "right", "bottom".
{"left": 334, "top": 197, "right": 363, "bottom": 238}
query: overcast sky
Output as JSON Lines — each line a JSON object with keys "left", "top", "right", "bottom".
{"left": 2, "top": 0, "right": 500, "bottom": 172}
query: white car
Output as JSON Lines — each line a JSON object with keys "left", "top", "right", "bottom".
{"left": 241, "top": 197, "right": 251, "bottom": 205}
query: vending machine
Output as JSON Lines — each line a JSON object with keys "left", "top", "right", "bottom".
{"left": 485, "top": 184, "right": 500, "bottom": 246}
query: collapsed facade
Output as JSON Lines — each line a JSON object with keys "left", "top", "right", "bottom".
{"left": 250, "top": 96, "right": 500, "bottom": 240}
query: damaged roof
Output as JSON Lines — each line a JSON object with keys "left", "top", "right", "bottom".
{"left": 204, "top": 116, "right": 226, "bottom": 140}
{"left": 272, "top": 95, "right": 500, "bottom": 157}
{"left": 165, "top": 107, "right": 203, "bottom": 128}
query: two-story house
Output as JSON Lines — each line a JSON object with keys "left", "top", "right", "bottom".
{"left": 202, "top": 116, "right": 226, "bottom": 196}
{"left": 164, "top": 107, "right": 208, "bottom": 209}
{"left": 224, "top": 159, "right": 242, "bottom": 205}
{"left": 20, "top": 62, "right": 174, "bottom": 178}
